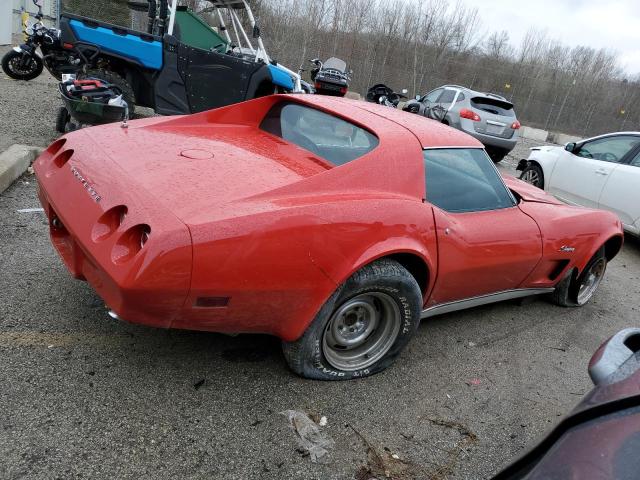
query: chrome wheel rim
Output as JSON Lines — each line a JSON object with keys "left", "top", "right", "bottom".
{"left": 322, "top": 292, "right": 401, "bottom": 371}
{"left": 577, "top": 258, "right": 606, "bottom": 305}
{"left": 521, "top": 169, "right": 541, "bottom": 187}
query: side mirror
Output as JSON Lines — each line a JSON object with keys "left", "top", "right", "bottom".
{"left": 565, "top": 142, "right": 576, "bottom": 153}
{"left": 415, "top": 95, "right": 422, "bottom": 101}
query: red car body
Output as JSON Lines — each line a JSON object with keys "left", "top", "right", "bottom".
{"left": 34, "top": 95, "right": 623, "bottom": 342}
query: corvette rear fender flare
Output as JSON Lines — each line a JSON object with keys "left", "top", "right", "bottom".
{"left": 334, "top": 243, "right": 436, "bottom": 303}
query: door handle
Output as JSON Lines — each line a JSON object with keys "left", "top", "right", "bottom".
{"left": 594, "top": 169, "right": 609, "bottom": 176}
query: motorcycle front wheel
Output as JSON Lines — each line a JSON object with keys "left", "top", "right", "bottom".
{"left": 1, "top": 50, "right": 43, "bottom": 80}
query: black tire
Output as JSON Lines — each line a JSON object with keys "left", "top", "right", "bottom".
{"left": 519, "top": 163, "right": 544, "bottom": 189}
{"left": 486, "top": 147, "right": 509, "bottom": 163}
{"left": 1, "top": 50, "right": 43, "bottom": 81}
{"left": 551, "top": 247, "right": 607, "bottom": 307}
{"left": 282, "top": 259, "right": 422, "bottom": 380}
{"left": 78, "top": 69, "right": 136, "bottom": 117}
{"left": 55, "top": 107, "right": 70, "bottom": 134}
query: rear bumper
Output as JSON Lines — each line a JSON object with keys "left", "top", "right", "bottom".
{"left": 463, "top": 128, "right": 518, "bottom": 151}
{"left": 34, "top": 136, "right": 192, "bottom": 330}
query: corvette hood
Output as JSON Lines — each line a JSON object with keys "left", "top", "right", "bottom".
{"left": 502, "top": 174, "right": 563, "bottom": 205}
{"left": 77, "top": 119, "right": 328, "bottom": 223}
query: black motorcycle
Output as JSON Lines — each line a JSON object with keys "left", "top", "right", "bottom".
{"left": 310, "top": 57, "right": 352, "bottom": 97}
{"left": 365, "top": 83, "right": 408, "bottom": 108}
{"left": 1, "top": 0, "right": 81, "bottom": 81}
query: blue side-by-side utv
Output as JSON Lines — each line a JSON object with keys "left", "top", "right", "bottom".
{"left": 57, "top": 0, "right": 303, "bottom": 116}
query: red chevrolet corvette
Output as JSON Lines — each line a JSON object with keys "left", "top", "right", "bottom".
{"left": 35, "top": 95, "right": 623, "bottom": 379}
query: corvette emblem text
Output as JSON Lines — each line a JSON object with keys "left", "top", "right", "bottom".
{"left": 71, "top": 166, "right": 102, "bottom": 203}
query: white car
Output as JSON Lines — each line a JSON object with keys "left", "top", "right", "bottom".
{"left": 517, "top": 132, "right": 640, "bottom": 236}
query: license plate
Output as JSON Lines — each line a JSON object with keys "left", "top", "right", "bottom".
{"left": 317, "top": 82, "right": 342, "bottom": 92}
{"left": 486, "top": 124, "right": 504, "bottom": 135}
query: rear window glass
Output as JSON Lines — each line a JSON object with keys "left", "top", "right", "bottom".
{"left": 424, "top": 148, "right": 515, "bottom": 213}
{"left": 260, "top": 102, "right": 379, "bottom": 166}
{"left": 470, "top": 97, "right": 515, "bottom": 117}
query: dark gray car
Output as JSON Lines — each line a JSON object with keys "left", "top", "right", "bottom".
{"left": 403, "top": 85, "right": 520, "bottom": 162}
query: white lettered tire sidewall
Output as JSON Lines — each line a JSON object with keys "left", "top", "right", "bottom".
{"left": 282, "top": 259, "right": 422, "bottom": 380}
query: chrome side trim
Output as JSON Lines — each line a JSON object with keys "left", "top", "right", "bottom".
{"left": 421, "top": 288, "right": 555, "bottom": 319}
{"left": 107, "top": 310, "right": 122, "bottom": 321}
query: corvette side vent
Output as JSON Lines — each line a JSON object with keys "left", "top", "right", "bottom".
{"left": 548, "top": 260, "right": 570, "bottom": 281}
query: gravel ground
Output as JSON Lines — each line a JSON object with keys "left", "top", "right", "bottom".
{"left": 0, "top": 45, "right": 60, "bottom": 152}
{"left": 1, "top": 54, "right": 639, "bottom": 480}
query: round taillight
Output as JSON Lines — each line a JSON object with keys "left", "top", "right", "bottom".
{"left": 53, "top": 149, "right": 73, "bottom": 168}
{"left": 92, "top": 205, "right": 128, "bottom": 242}
{"left": 45, "top": 138, "right": 67, "bottom": 157}
{"left": 111, "top": 224, "right": 151, "bottom": 265}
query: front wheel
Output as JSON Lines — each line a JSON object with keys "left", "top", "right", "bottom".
{"left": 551, "top": 247, "right": 607, "bottom": 307}
{"left": 1, "top": 50, "right": 43, "bottom": 80}
{"left": 282, "top": 259, "right": 422, "bottom": 380}
{"left": 520, "top": 164, "right": 544, "bottom": 189}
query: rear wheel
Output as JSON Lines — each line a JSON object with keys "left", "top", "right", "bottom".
{"left": 78, "top": 69, "right": 136, "bottom": 117}
{"left": 282, "top": 259, "right": 422, "bottom": 380}
{"left": 486, "top": 147, "right": 509, "bottom": 163}
{"left": 1, "top": 50, "right": 43, "bottom": 80}
{"left": 520, "top": 164, "right": 544, "bottom": 189}
{"left": 551, "top": 247, "right": 607, "bottom": 307}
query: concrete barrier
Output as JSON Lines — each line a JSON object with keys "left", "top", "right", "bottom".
{"left": 520, "top": 126, "right": 548, "bottom": 142}
{"left": 550, "top": 132, "right": 583, "bottom": 145}
{"left": 0, "top": 144, "right": 43, "bottom": 194}
{"left": 520, "top": 125, "right": 583, "bottom": 145}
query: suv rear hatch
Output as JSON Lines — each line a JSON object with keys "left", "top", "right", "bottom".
{"left": 470, "top": 95, "right": 517, "bottom": 139}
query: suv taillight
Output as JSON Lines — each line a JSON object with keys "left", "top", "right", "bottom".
{"left": 511, "top": 120, "right": 521, "bottom": 130}
{"left": 460, "top": 108, "right": 481, "bottom": 121}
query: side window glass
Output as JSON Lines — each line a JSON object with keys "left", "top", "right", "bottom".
{"left": 576, "top": 136, "right": 640, "bottom": 164}
{"left": 424, "top": 149, "right": 515, "bottom": 213}
{"left": 456, "top": 92, "right": 465, "bottom": 102}
{"left": 423, "top": 88, "right": 443, "bottom": 103}
{"left": 630, "top": 151, "right": 640, "bottom": 167}
{"left": 438, "top": 89, "right": 456, "bottom": 105}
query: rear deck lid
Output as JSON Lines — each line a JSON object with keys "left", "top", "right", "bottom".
{"left": 78, "top": 119, "right": 329, "bottom": 224}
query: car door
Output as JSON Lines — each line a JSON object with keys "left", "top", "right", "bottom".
{"left": 434, "top": 88, "right": 457, "bottom": 113}
{"left": 547, "top": 135, "right": 639, "bottom": 207}
{"left": 422, "top": 148, "right": 542, "bottom": 306}
{"left": 420, "top": 88, "right": 443, "bottom": 116}
{"left": 597, "top": 146, "right": 640, "bottom": 232}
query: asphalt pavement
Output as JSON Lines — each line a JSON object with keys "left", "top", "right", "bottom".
{"left": 1, "top": 55, "right": 640, "bottom": 479}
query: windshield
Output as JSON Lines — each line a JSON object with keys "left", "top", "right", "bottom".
{"left": 423, "top": 148, "right": 516, "bottom": 212}
{"left": 323, "top": 57, "right": 347, "bottom": 72}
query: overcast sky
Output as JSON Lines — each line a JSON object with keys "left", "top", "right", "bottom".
{"left": 457, "top": 0, "right": 640, "bottom": 76}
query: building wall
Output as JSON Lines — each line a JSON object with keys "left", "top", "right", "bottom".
{"left": 12, "top": 0, "right": 57, "bottom": 34}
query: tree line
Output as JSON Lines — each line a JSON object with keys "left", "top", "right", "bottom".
{"left": 62, "top": 0, "right": 639, "bottom": 137}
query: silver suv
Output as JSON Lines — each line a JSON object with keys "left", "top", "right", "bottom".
{"left": 403, "top": 85, "right": 520, "bottom": 162}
